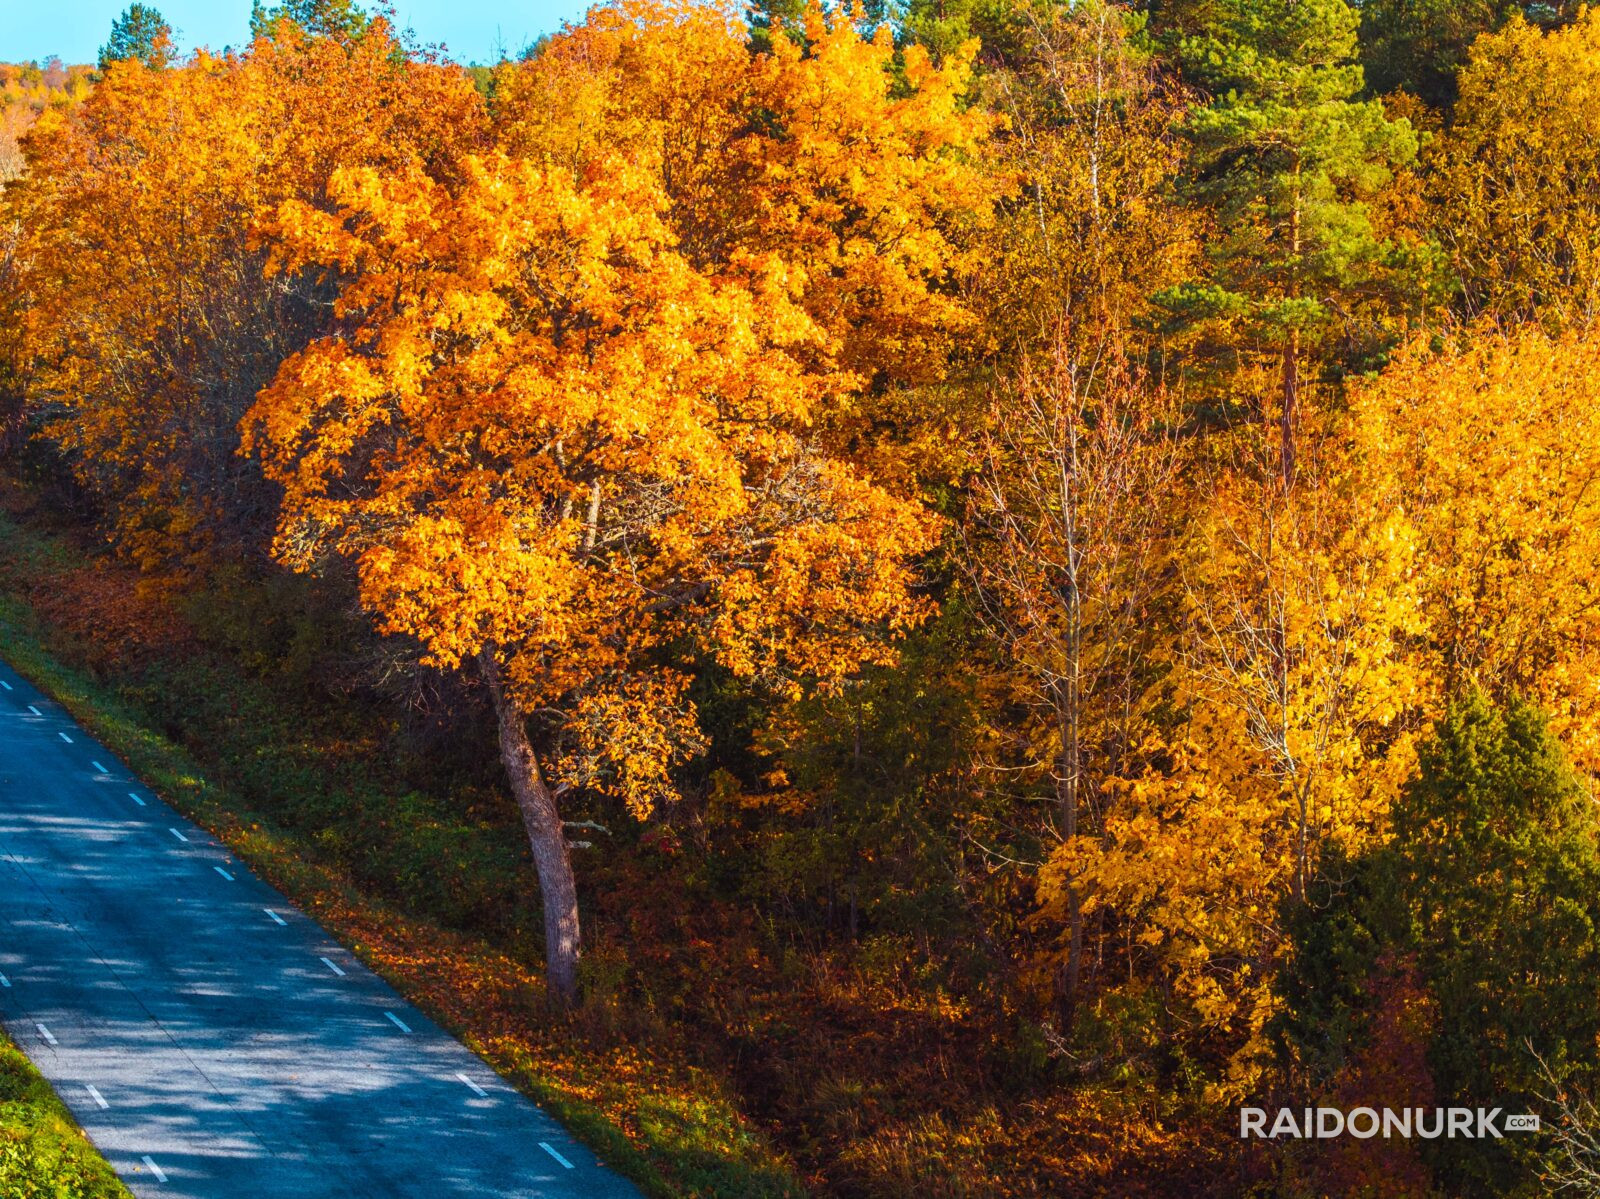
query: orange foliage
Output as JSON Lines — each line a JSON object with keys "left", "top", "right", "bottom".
{"left": 245, "top": 0, "right": 994, "bottom": 810}
{"left": 494, "top": 0, "right": 998, "bottom": 393}
{"left": 13, "top": 24, "right": 486, "bottom": 570}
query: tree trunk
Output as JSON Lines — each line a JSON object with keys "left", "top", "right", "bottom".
{"left": 481, "top": 653, "right": 581, "bottom": 1008}
{"left": 1282, "top": 159, "right": 1303, "bottom": 494}
{"left": 1053, "top": 409, "right": 1086, "bottom": 1028}
{"left": 1056, "top": 692, "right": 1083, "bottom": 1026}
{"left": 1281, "top": 330, "right": 1299, "bottom": 494}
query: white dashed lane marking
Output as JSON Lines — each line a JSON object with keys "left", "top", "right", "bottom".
{"left": 265, "top": 909, "right": 287, "bottom": 926}
{"left": 86, "top": 1085, "right": 108, "bottom": 1110}
{"left": 457, "top": 1073, "right": 489, "bottom": 1098}
{"left": 58, "top": 732, "right": 72, "bottom": 743}
{"left": 129, "top": 792, "right": 146, "bottom": 807}
{"left": 36, "top": 1023, "right": 56, "bottom": 1046}
{"left": 320, "top": 957, "right": 345, "bottom": 977}
{"left": 384, "top": 1011, "right": 411, "bottom": 1033}
{"left": 214, "top": 866, "right": 234, "bottom": 881}
{"left": 540, "top": 1142, "right": 575, "bottom": 1169}
{"left": 27, "top": 705, "right": 40, "bottom": 715}
{"left": 142, "top": 1155, "right": 167, "bottom": 1184}
{"left": 91, "top": 760, "right": 108, "bottom": 773}
{"left": 168, "top": 829, "right": 188, "bottom": 843}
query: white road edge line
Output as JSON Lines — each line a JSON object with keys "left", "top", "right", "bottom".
{"left": 384, "top": 1010, "right": 412, "bottom": 1033}
{"left": 540, "top": 1142, "right": 575, "bottom": 1169}
{"left": 320, "top": 956, "right": 345, "bottom": 977}
{"left": 58, "top": 732, "right": 72, "bottom": 743}
{"left": 214, "top": 866, "right": 234, "bottom": 881}
{"left": 265, "top": 909, "right": 287, "bottom": 926}
{"left": 36, "top": 1023, "right": 56, "bottom": 1046}
{"left": 457, "top": 1073, "right": 489, "bottom": 1098}
{"left": 86, "top": 1085, "right": 108, "bottom": 1110}
{"left": 168, "top": 828, "right": 188, "bottom": 843}
{"left": 27, "top": 705, "right": 40, "bottom": 715}
{"left": 129, "top": 792, "right": 146, "bottom": 806}
{"left": 91, "top": 760, "right": 108, "bottom": 773}
{"left": 141, "top": 1155, "right": 168, "bottom": 1184}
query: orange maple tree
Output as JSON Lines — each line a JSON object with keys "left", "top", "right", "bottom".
{"left": 244, "top": 0, "right": 994, "bottom": 1002}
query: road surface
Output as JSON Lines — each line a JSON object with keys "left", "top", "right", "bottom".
{"left": 0, "top": 657, "right": 644, "bottom": 1198}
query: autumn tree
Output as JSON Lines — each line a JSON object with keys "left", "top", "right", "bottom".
{"left": 1070, "top": 424, "right": 1429, "bottom": 1093}
{"left": 924, "top": 1, "right": 1196, "bottom": 1035}
{"left": 99, "top": 5, "right": 174, "bottom": 72}
{"left": 245, "top": 0, "right": 994, "bottom": 1004}
{"left": 1158, "top": 0, "right": 1416, "bottom": 490}
{"left": 492, "top": 0, "right": 995, "bottom": 399}
{"left": 973, "top": 0, "right": 1195, "bottom": 362}
{"left": 966, "top": 346, "right": 1182, "bottom": 1025}
{"left": 13, "top": 21, "right": 485, "bottom": 571}
{"left": 1432, "top": 12, "right": 1600, "bottom": 330}
{"left": 1182, "top": 325, "right": 1600, "bottom": 1095}
{"left": 0, "top": 61, "right": 93, "bottom": 183}
{"left": 1347, "top": 330, "right": 1600, "bottom": 770}
{"left": 0, "top": 214, "right": 26, "bottom": 451}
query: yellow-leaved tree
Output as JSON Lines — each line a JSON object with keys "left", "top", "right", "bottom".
{"left": 1433, "top": 10, "right": 1600, "bottom": 330}
{"left": 244, "top": 0, "right": 995, "bottom": 1003}
{"left": 1072, "top": 328, "right": 1600, "bottom": 1093}
{"left": 1350, "top": 329, "right": 1600, "bottom": 772}
{"left": 1067, "top": 433, "right": 1429, "bottom": 1094}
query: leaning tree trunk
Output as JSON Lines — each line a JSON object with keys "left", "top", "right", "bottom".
{"left": 481, "top": 652, "right": 581, "bottom": 1008}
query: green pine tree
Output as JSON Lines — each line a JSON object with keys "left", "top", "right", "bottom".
{"left": 98, "top": 4, "right": 173, "bottom": 72}
{"left": 895, "top": 0, "right": 1026, "bottom": 66}
{"left": 1394, "top": 693, "right": 1600, "bottom": 1196}
{"left": 249, "top": 0, "right": 370, "bottom": 43}
{"left": 746, "top": 0, "right": 806, "bottom": 56}
{"left": 1276, "top": 693, "right": 1600, "bottom": 1197}
{"left": 1155, "top": 0, "right": 1416, "bottom": 489}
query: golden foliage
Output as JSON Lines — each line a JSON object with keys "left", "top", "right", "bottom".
{"left": 1434, "top": 11, "right": 1600, "bottom": 329}
{"left": 495, "top": 0, "right": 999, "bottom": 391}
{"left": 1070, "top": 329, "right": 1600, "bottom": 1092}
{"left": 1072, "top": 448, "right": 1428, "bottom": 1091}
{"left": 1350, "top": 329, "right": 1600, "bottom": 771}
{"left": 12, "top": 24, "right": 485, "bottom": 569}
{"left": 244, "top": 0, "right": 993, "bottom": 809}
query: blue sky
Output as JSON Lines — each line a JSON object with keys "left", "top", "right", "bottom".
{"left": 1, "top": 1, "right": 596, "bottom": 66}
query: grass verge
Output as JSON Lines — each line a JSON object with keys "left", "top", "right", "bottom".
{"left": 0, "top": 1029, "right": 132, "bottom": 1199}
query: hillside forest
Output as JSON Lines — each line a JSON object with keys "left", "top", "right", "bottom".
{"left": 6, "top": 0, "right": 1600, "bottom": 1195}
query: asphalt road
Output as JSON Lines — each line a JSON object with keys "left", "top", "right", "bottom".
{"left": 0, "top": 658, "right": 644, "bottom": 1198}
